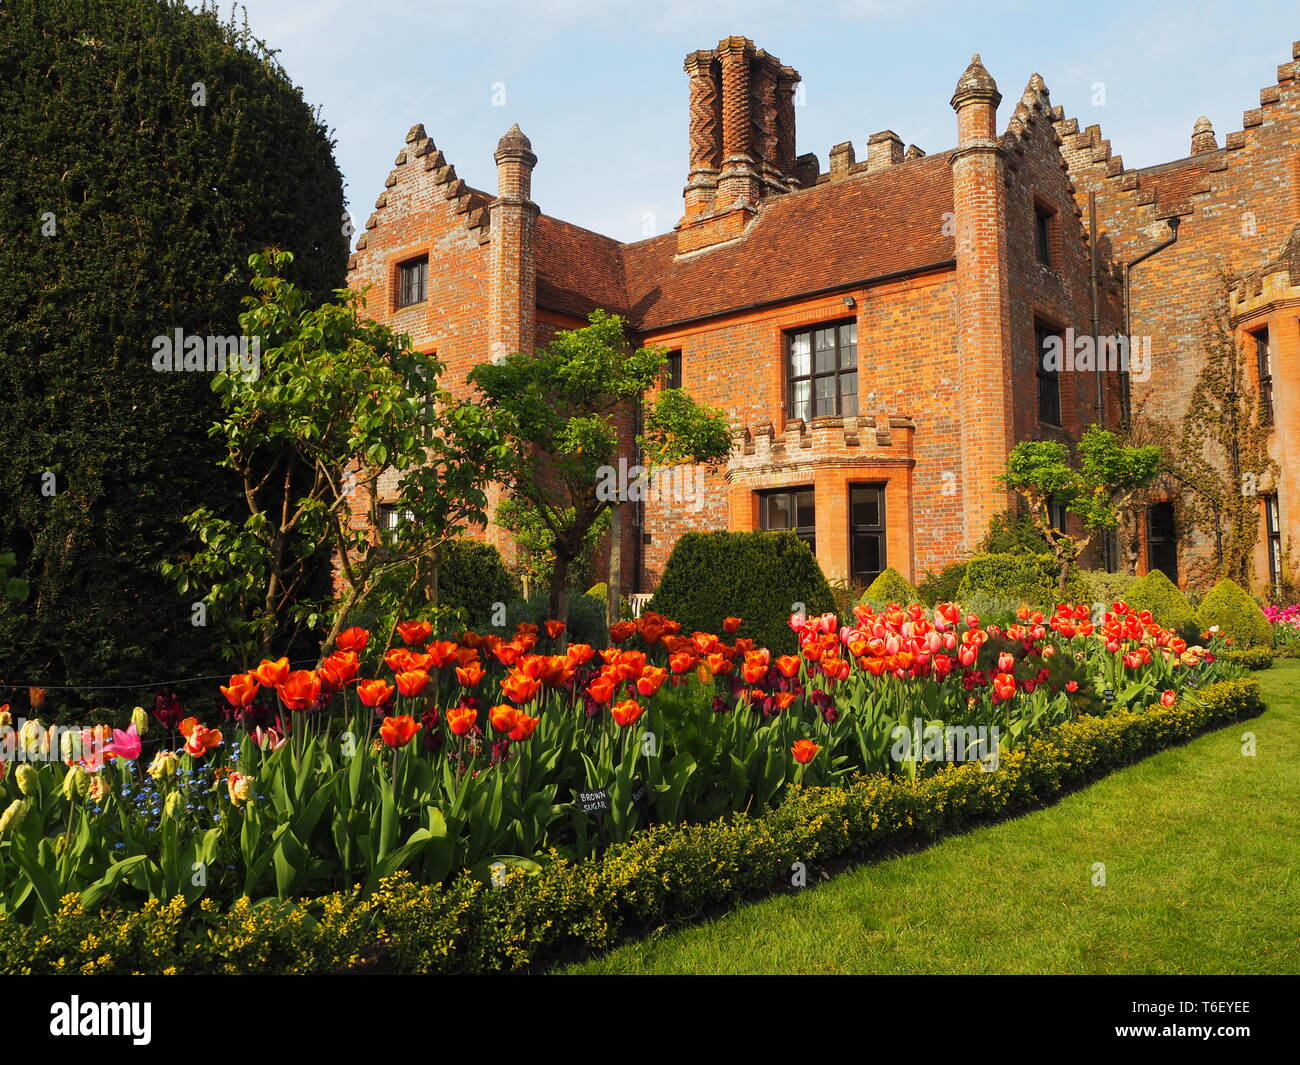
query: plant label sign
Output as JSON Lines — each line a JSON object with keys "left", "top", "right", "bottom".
{"left": 630, "top": 780, "right": 648, "bottom": 807}
{"left": 1103, "top": 688, "right": 1116, "bottom": 703}
{"left": 577, "top": 788, "right": 611, "bottom": 816}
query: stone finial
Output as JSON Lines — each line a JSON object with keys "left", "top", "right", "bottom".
{"left": 1027, "top": 72, "right": 1048, "bottom": 96}
{"left": 951, "top": 53, "right": 1001, "bottom": 110}
{"left": 405, "top": 123, "right": 427, "bottom": 143}
{"left": 496, "top": 123, "right": 533, "bottom": 155}
{"left": 1191, "top": 115, "right": 1218, "bottom": 155}
{"left": 904, "top": 144, "right": 926, "bottom": 160}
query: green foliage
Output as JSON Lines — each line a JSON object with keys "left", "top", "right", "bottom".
{"left": 586, "top": 582, "right": 608, "bottom": 602}
{"left": 0, "top": 0, "right": 349, "bottom": 690}
{"left": 1002, "top": 425, "right": 1161, "bottom": 593}
{"left": 469, "top": 311, "right": 729, "bottom": 621}
{"left": 162, "top": 250, "right": 503, "bottom": 662}
{"left": 0, "top": 553, "right": 28, "bottom": 604}
{"left": 1125, "top": 569, "right": 1199, "bottom": 641}
{"left": 436, "top": 541, "right": 521, "bottom": 631}
{"left": 0, "top": 677, "right": 1262, "bottom": 974}
{"left": 1077, "top": 569, "right": 1136, "bottom": 611}
{"left": 860, "top": 567, "right": 920, "bottom": 608}
{"left": 917, "top": 562, "right": 968, "bottom": 607}
{"left": 1220, "top": 647, "right": 1274, "bottom": 670}
{"left": 502, "top": 589, "right": 609, "bottom": 647}
{"left": 647, "top": 531, "right": 835, "bottom": 654}
{"left": 495, "top": 494, "right": 608, "bottom": 596}
{"left": 978, "top": 511, "right": 1050, "bottom": 555}
{"left": 1198, "top": 579, "right": 1273, "bottom": 649}
{"left": 957, "top": 553, "right": 1079, "bottom": 607}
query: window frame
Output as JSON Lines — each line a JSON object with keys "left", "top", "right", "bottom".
{"left": 758, "top": 486, "right": 816, "bottom": 555}
{"left": 396, "top": 255, "right": 429, "bottom": 309}
{"left": 664, "top": 350, "right": 683, "bottom": 391}
{"left": 1264, "top": 492, "right": 1282, "bottom": 594}
{"left": 1034, "top": 201, "right": 1055, "bottom": 268}
{"left": 1146, "top": 500, "right": 1178, "bottom": 584}
{"left": 1035, "top": 320, "right": 1063, "bottom": 427}
{"left": 785, "top": 320, "right": 858, "bottom": 423}
{"left": 848, "top": 483, "right": 887, "bottom": 585}
{"left": 377, "top": 503, "right": 415, "bottom": 533}
{"left": 1253, "top": 327, "right": 1273, "bottom": 425}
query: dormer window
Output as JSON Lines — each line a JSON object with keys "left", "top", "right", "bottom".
{"left": 397, "top": 255, "right": 428, "bottom": 308}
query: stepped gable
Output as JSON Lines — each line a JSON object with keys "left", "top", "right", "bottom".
{"left": 348, "top": 122, "right": 491, "bottom": 272}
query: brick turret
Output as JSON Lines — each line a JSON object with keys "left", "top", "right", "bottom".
{"left": 489, "top": 124, "right": 538, "bottom": 363}
{"left": 950, "top": 54, "right": 1015, "bottom": 551}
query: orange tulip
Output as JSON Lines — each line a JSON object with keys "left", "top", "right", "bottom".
{"left": 253, "top": 657, "right": 290, "bottom": 687}
{"left": 774, "top": 655, "right": 802, "bottom": 678}
{"left": 446, "top": 704, "right": 477, "bottom": 736}
{"left": 773, "top": 691, "right": 797, "bottom": 710}
{"left": 706, "top": 652, "right": 733, "bottom": 676}
{"left": 636, "top": 666, "right": 667, "bottom": 698}
{"left": 515, "top": 622, "right": 539, "bottom": 637}
{"left": 426, "top": 640, "right": 459, "bottom": 668}
{"left": 509, "top": 713, "right": 540, "bottom": 742}
{"left": 396, "top": 620, "right": 433, "bottom": 646}
{"left": 220, "top": 672, "right": 259, "bottom": 708}
{"left": 741, "top": 660, "right": 767, "bottom": 685}
{"left": 544, "top": 619, "right": 566, "bottom": 639}
{"left": 336, "top": 626, "right": 369, "bottom": 653}
{"left": 610, "top": 699, "right": 645, "bottom": 727}
{"left": 494, "top": 641, "right": 523, "bottom": 668}
{"left": 609, "top": 621, "right": 636, "bottom": 643}
{"left": 321, "top": 651, "right": 359, "bottom": 689}
{"left": 723, "top": 616, "right": 742, "bottom": 634}
{"left": 1160, "top": 690, "right": 1176, "bottom": 707}
{"left": 455, "top": 662, "right": 485, "bottom": 688}
{"left": 395, "top": 669, "right": 430, "bottom": 698}
{"left": 791, "top": 739, "right": 820, "bottom": 764}
{"left": 489, "top": 704, "right": 521, "bottom": 733}
{"left": 501, "top": 672, "right": 541, "bottom": 705}
{"left": 380, "top": 714, "right": 421, "bottom": 748}
{"left": 566, "top": 643, "right": 594, "bottom": 666}
{"left": 668, "top": 651, "right": 697, "bottom": 674}
{"left": 587, "top": 673, "right": 618, "bottom": 704}
{"left": 277, "top": 670, "right": 321, "bottom": 711}
{"left": 357, "top": 679, "right": 395, "bottom": 708}
{"left": 184, "top": 724, "right": 223, "bottom": 758}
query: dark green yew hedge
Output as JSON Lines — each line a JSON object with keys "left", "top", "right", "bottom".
{"left": 0, "top": 0, "right": 348, "bottom": 694}
{"left": 0, "top": 677, "right": 1263, "bottom": 974}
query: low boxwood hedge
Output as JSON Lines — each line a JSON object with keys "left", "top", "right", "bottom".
{"left": 0, "top": 678, "right": 1262, "bottom": 975}
{"left": 1220, "top": 647, "right": 1274, "bottom": 670}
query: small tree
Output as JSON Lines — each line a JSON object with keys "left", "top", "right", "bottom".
{"left": 165, "top": 250, "right": 503, "bottom": 663}
{"left": 469, "top": 311, "right": 731, "bottom": 628}
{"left": 1002, "top": 424, "right": 1162, "bottom": 595}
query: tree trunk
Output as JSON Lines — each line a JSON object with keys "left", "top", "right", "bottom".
{"left": 607, "top": 502, "right": 621, "bottom": 631}
{"left": 548, "top": 554, "right": 571, "bottom": 646}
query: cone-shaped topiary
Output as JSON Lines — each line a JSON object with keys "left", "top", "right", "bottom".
{"left": 860, "top": 567, "right": 920, "bottom": 607}
{"left": 1125, "top": 568, "right": 1198, "bottom": 641}
{"left": 1197, "top": 579, "right": 1273, "bottom": 648}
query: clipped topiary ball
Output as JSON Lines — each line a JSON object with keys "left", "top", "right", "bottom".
{"left": 860, "top": 567, "right": 920, "bottom": 607}
{"left": 1197, "top": 579, "right": 1273, "bottom": 648}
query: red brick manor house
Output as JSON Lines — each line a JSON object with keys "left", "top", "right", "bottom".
{"left": 346, "top": 36, "right": 1300, "bottom": 599}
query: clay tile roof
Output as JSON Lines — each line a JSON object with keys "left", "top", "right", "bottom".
{"left": 535, "top": 215, "right": 628, "bottom": 320}
{"left": 533, "top": 149, "right": 956, "bottom": 333}
{"left": 619, "top": 150, "right": 956, "bottom": 331}
{"left": 1135, "top": 154, "right": 1219, "bottom": 215}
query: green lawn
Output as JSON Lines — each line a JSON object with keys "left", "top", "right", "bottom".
{"left": 561, "top": 661, "right": 1300, "bottom": 975}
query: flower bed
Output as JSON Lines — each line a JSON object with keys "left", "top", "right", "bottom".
{"left": 0, "top": 675, "right": 1263, "bottom": 974}
{"left": 0, "top": 601, "right": 1241, "bottom": 921}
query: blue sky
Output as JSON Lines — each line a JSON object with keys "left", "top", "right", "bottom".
{"left": 199, "top": 0, "right": 1297, "bottom": 243}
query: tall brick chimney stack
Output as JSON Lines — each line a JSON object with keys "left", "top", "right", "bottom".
{"left": 677, "top": 37, "right": 800, "bottom": 253}
{"left": 1191, "top": 115, "right": 1218, "bottom": 154}
{"left": 489, "top": 124, "right": 538, "bottom": 363}
{"left": 949, "top": 54, "right": 1016, "bottom": 551}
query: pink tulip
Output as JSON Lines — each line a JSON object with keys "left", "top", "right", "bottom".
{"left": 107, "top": 723, "right": 141, "bottom": 761}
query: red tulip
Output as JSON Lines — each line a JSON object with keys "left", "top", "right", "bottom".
{"left": 395, "top": 669, "right": 430, "bottom": 698}
{"left": 791, "top": 739, "right": 820, "bottom": 764}
{"left": 610, "top": 699, "right": 644, "bottom": 727}
{"left": 336, "top": 626, "right": 370, "bottom": 653}
{"left": 253, "top": 657, "right": 290, "bottom": 687}
{"left": 277, "top": 670, "right": 321, "bottom": 711}
{"left": 357, "top": 679, "right": 395, "bottom": 708}
{"left": 380, "top": 714, "right": 421, "bottom": 748}
{"left": 396, "top": 620, "right": 433, "bottom": 646}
